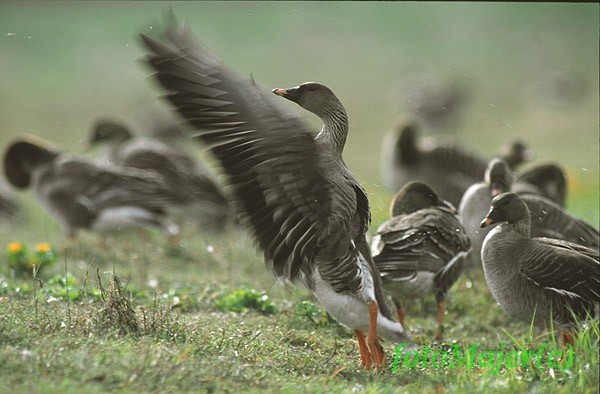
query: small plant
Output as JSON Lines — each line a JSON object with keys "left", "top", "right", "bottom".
{"left": 6, "top": 241, "right": 57, "bottom": 274}
{"left": 294, "top": 300, "right": 335, "bottom": 326}
{"left": 216, "top": 287, "right": 279, "bottom": 315}
{"left": 98, "top": 272, "right": 141, "bottom": 335}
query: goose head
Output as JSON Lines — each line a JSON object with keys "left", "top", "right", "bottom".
{"left": 481, "top": 192, "right": 529, "bottom": 228}
{"left": 498, "top": 140, "right": 534, "bottom": 169}
{"left": 4, "top": 136, "right": 60, "bottom": 189}
{"left": 272, "top": 82, "right": 342, "bottom": 119}
{"left": 87, "top": 120, "right": 132, "bottom": 149}
{"left": 395, "top": 115, "right": 420, "bottom": 166}
{"left": 390, "top": 181, "right": 454, "bottom": 217}
{"left": 516, "top": 162, "right": 567, "bottom": 205}
{"left": 484, "top": 158, "right": 513, "bottom": 197}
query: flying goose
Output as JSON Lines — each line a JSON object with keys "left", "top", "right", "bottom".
{"left": 140, "top": 20, "right": 413, "bottom": 370}
{"left": 372, "top": 182, "right": 471, "bottom": 340}
{"left": 480, "top": 192, "right": 599, "bottom": 345}
{"left": 380, "top": 116, "right": 533, "bottom": 207}
{"left": 459, "top": 159, "right": 599, "bottom": 268}
{"left": 88, "top": 119, "right": 231, "bottom": 229}
{"left": 3, "top": 135, "right": 181, "bottom": 238}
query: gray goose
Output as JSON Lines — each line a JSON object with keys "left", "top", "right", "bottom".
{"left": 512, "top": 161, "right": 567, "bottom": 207}
{"left": 372, "top": 181, "right": 471, "bottom": 340}
{"left": 480, "top": 192, "right": 599, "bottom": 345}
{"left": 3, "top": 135, "right": 181, "bottom": 238}
{"left": 88, "top": 120, "right": 230, "bottom": 229}
{"left": 380, "top": 116, "right": 532, "bottom": 207}
{"left": 459, "top": 158, "right": 515, "bottom": 269}
{"left": 0, "top": 180, "right": 19, "bottom": 226}
{"left": 140, "top": 21, "right": 412, "bottom": 369}
{"left": 459, "top": 158, "right": 599, "bottom": 268}
{"left": 496, "top": 140, "right": 534, "bottom": 171}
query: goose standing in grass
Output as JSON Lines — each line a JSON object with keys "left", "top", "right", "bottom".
{"left": 371, "top": 182, "right": 471, "bottom": 340}
{"left": 380, "top": 116, "right": 532, "bottom": 207}
{"left": 459, "top": 158, "right": 599, "bottom": 268}
{"left": 459, "top": 158, "right": 514, "bottom": 269}
{"left": 480, "top": 192, "right": 599, "bottom": 345}
{"left": 88, "top": 120, "right": 231, "bottom": 229}
{"left": 3, "top": 135, "right": 181, "bottom": 239}
{"left": 140, "top": 19, "right": 413, "bottom": 370}
{"left": 0, "top": 180, "right": 19, "bottom": 226}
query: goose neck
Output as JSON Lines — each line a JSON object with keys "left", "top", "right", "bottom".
{"left": 315, "top": 105, "right": 348, "bottom": 156}
{"left": 508, "top": 217, "right": 531, "bottom": 238}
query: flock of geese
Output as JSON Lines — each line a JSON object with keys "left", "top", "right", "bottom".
{"left": 1, "top": 19, "right": 598, "bottom": 371}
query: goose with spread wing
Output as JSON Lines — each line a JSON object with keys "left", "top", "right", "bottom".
{"left": 480, "top": 192, "right": 599, "bottom": 345}
{"left": 4, "top": 135, "right": 180, "bottom": 238}
{"left": 140, "top": 20, "right": 413, "bottom": 370}
{"left": 372, "top": 182, "right": 471, "bottom": 340}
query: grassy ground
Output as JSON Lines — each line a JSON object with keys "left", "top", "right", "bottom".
{"left": 0, "top": 2, "right": 598, "bottom": 393}
{"left": 0, "top": 227, "right": 598, "bottom": 393}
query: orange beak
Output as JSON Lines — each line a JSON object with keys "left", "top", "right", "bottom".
{"left": 272, "top": 88, "right": 287, "bottom": 97}
{"left": 480, "top": 217, "right": 493, "bottom": 228}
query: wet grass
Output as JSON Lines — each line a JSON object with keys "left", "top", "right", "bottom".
{"left": 1, "top": 220, "right": 598, "bottom": 393}
{"left": 0, "top": 2, "right": 598, "bottom": 393}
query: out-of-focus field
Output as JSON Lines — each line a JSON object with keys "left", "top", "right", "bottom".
{"left": 0, "top": 2, "right": 598, "bottom": 393}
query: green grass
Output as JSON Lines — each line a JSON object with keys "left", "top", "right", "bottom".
{"left": 1, "top": 226, "right": 598, "bottom": 393}
{"left": 0, "top": 2, "right": 598, "bottom": 393}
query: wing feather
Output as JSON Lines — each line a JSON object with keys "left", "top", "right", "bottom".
{"left": 141, "top": 23, "right": 336, "bottom": 281}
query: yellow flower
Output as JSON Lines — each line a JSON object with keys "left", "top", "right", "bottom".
{"left": 8, "top": 242, "right": 23, "bottom": 254}
{"left": 35, "top": 242, "right": 52, "bottom": 253}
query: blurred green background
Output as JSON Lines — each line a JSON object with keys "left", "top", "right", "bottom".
{"left": 1, "top": 1, "right": 598, "bottom": 231}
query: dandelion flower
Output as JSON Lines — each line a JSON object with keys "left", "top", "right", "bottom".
{"left": 35, "top": 242, "right": 52, "bottom": 253}
{"left": 8, "top": 242, "right": 23, "bottom": 253}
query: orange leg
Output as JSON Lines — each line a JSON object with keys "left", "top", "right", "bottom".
{"left": 354, "top": 329, "right": 371, "bottom": 369}
{"left": 561, "top": 331, "right": 574, "bottom": 348}
{"left": 167, "top": 233, "right": 181, "bottom": 247}
{"left": 367, "top": 302, "right": 386, "bottom": 370}
{"left": 435, "top": 300, "right": 446, "bottom": 341}
{"left": 396, "top": 305, "right": 406, "bottom": 330}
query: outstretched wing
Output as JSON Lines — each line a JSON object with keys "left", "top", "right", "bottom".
{"left": 141, "top": 20, "right": 335, "bottom": 281}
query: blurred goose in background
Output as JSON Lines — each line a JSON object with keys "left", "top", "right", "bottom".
{"left": 513, "top": 161, "right": 567, "bottom": 207}
{"left": 372, "top": 182, "right": 471, "bottom": 340}
{"left": 0, "top": 179, "right": 19, "bottom": 226}
{"left": 3, "top": 135, "right": 181, "bottom": 239}
{"left": 380, "top": 116, "right": 532, "bottom": 207}
{"left": 88, "top": 119, "right": 231, "bottom": 229}
{"left": 459, "top": 158, "right": 513, "bottom": 269}
{"left": 387, "top": 74, "right": 469, "bottom": 128}
{"left": 480, "top": 192, "right": 599, "bottom": 345}
{"left": 459, "top": 159, "right": 599, "bottom": 269}
{"left": 141, "top": 19, "right": 413, "bottom": 370}
{"left": 495, "top": 140, "right": 534, "bottom": 171}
